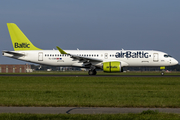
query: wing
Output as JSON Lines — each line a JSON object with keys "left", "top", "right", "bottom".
{"left": 56, "top": 46, "right": 102, "bottom": 65}
{"left": 70, "top": 54, "right": 102, "bottom": 62}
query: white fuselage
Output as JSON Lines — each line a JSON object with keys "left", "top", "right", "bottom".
{"left": 3, "top": 50, "right": 178, "bottom": 68}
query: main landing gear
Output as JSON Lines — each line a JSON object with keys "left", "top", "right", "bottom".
{"left": 88, "top": 69, "right": 97, "bottom": 75}
{"left": 88, "top": 66, "right": 97, "bottom": 75}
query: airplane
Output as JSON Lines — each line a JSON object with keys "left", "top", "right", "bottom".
{"left": 2, "top": 23, "right": 179, "bottom": 75}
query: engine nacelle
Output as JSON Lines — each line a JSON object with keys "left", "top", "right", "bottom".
{"left": 103, "top": 61, "right": 123, "bottom": 72}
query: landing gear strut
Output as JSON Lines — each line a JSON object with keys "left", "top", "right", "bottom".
{"left": 88, "top": 66, "right": 97, "bottom": 75}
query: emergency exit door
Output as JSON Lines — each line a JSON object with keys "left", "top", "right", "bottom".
{"left": 153, "top": 53, "right": 158, "bottom": 62}
{"left": 104, "top": 53, "right": 108, "bottom": 59}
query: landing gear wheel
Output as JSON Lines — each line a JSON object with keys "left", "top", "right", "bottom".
{"left": 88, "top": 70, "right": 93, "bottom": 75}
{"left": 88, "top": 70, "right": 97, "bottom": 75}
{"left": 161, "top": 72, "right": 164, "bottom": 76}
{"left": 93, "top": 70, "right": 97, "bottom": 75}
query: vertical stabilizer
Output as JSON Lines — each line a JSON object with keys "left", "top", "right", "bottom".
{"left": 7, "top": 23, "right": 41, "bottom": 51}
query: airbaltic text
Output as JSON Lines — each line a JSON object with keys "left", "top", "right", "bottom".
{"left": 14, "top": 43, "right": 30, "bottom": 48}
{"left": 115, "top": 51, "right": 149, "bottom": 58}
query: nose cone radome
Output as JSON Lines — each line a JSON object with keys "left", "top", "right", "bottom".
{"left": 172, "top": 58, "right": 178, "bottom": 65}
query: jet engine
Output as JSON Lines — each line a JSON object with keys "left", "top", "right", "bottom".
{"left": 103, "top": 61, "right": 123, "bottom": 72}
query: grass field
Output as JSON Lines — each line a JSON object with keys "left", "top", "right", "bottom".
{"left": 0, "top": 75, "right": 180, "bottom": 107}
{"left": 0, "top": 111, "right": 180, "bottom": 120}
{"left": 21, "top": 71, "right": 180, "bottom": 75}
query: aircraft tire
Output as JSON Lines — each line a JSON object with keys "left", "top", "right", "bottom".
{"left": 93, "top": 70, "right": 97, "bottom": 75}
{"left": 88, "top": 70, "right": 97, "bottom": 75}
{"left": 161, "top": 72, "right": 164, "bottom": 76}
{"left": 88, "top": 70, "right": 93, "bottom": 75}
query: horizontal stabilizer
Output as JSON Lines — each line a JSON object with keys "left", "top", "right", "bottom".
{"left": 2, "top": 51, "right": 25, "bottom": 56}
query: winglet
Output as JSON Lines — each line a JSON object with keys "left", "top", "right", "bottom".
{"left": 56, "top": 46, "right": 67, "bottom": 54}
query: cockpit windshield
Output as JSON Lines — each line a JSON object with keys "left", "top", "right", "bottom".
{"left": 164, "top": 54, "right": 172, "bottom": 58}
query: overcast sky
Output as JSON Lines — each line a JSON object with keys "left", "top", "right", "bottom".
{"left": 0, "top": 0, "right": 180, "bottom": 64}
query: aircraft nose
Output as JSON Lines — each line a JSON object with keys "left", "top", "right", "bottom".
{"left": 172, "top": 58, "right": 178, "bottom": 65}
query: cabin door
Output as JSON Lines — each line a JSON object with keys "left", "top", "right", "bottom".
{"left": 153, "top": 53, "right": 158, "bottom": 62}
{"left": 38, "top": 52, "right": 43, "bottom": 61}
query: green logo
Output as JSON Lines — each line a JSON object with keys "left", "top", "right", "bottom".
{"left": 14, "top": 43, "right": 30, "bottom": 48}
{"left": 106, "top": 66, "right": 117, "bottom": 68}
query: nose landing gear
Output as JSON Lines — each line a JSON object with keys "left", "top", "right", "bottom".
{"left": 161, "top": 72, "right": 164, "bottom": 76}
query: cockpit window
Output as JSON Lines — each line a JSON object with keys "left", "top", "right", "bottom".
{"left": 164, "top": 54, "right": 172, "bottom": 58}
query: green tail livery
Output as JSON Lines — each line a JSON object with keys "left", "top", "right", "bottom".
{"left": 7, "top": 23, "right": 41, "bottom": 51}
